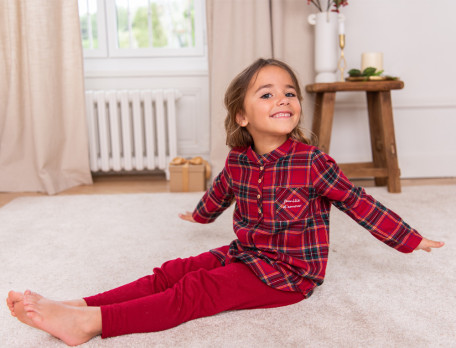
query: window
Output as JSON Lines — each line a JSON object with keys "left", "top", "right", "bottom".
{"left": 78, "top": 0, "right": 107, "bottom": 57}
{"left": 78, "top": 0, "right": 205, "bottom": 59}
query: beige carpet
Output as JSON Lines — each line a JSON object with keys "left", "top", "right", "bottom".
{"left": 1, "top": 185, "right": 455, "bottom": 347}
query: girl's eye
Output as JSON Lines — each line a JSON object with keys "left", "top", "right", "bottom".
{"left": 260, "top": 92, "right": 296, "bottom": 99}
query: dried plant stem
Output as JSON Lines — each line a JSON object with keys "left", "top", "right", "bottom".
{"left": 326, "top": 0, "right": 332, "bottom": 12}
{"left": 310, "top": 0, "right": 322, "bottom": 12}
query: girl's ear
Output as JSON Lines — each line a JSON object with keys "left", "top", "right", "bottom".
{"left": 236, "top": 112, "right": 248, "bottom": 127}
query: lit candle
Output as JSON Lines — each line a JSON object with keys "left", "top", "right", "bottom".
{"left": 338, "top": 21, "right": 345, "bottom": 35}
{"left": 361, "top": 52, "right": 383, "bottom": 72}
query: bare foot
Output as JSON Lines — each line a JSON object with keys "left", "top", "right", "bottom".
{"left": 7, "top": 290, "right": 23, "bottom": 317}
{"left": 62, "top": 299, "right": 88, "bottom": 307}
{"left": 7, "top": 290, "right": 39, "bottom": 327}
{"left": 23, "top": 291, "right": 101, "bottom": 346}
{"left": 7, "top": 290, "right": 87, "bottom": 327}
{"left": 7, "top": 291, "right": 40, "bottom": 328}
{"left": 8, "top": 291, "right": 86, "bottom": 314}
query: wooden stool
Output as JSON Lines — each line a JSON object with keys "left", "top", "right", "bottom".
{"left": 305, "top": 80, "right": 404, "bottom": 193}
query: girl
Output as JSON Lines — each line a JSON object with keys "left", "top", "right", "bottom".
{"left": 7, "top": 58, "right": 444, "bottom": 346}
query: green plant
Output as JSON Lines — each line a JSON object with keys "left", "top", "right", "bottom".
{"left": 347, "top": 67, "right": 398, "bottom": 81}
{"left": 348, "top": 67, "right": 384, "bottom": 77}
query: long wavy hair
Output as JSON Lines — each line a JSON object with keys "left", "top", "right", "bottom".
{"left": 224, "top": 58, "right": 312, "bottom": 149}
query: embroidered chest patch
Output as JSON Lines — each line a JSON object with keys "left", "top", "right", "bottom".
{"left": 275, "top": 187, "right": 310, "bottom": 221}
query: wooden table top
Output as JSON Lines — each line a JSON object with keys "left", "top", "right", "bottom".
{"left": 305, "top": 80, "right": 404, "bottom": 93}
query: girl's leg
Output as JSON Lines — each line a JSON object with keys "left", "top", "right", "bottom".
{"left": 100, "top": 261, "right": 305, "bottom": 338}
{"left": 6, "top": 250, "right": 228, "bottom": 345}
{"left": 84, "top": 249, "right": 226, "bottom": 307}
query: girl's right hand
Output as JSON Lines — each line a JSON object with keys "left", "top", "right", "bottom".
{"left": 415, "top": 237, "right": 445, "bottom": 252}
{"left": 179, "top": 211, "right": 196, "bottom": 223}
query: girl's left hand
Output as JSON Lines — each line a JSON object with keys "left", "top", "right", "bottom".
{"left": 179, "top": 211, "right": 196, "bottom": 223}
{"left": 415, "top": 237, "right": 445, "bottom": 252}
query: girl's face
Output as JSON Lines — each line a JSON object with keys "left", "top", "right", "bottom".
{"left": 236, "top": 65, "right": 301, "bottom": 150}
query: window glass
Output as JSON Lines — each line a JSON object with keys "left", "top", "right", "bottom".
{"left": 115, "top": 0, "right": 195, "bottom": 49}
{"left": 79, "top": 0, "right": 99, "bottom": 49}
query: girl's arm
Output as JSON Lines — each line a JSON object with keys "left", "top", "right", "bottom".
{"left": 178, "top": 168, "right": 233, "bottom": 224}
{"left": 311, "top": 150, "right": 444, "bottom": 253}
{"left": 192, "top": 165, "right": 234, "bottom": 223}
{"left": 180, "top": 155, "right": 234, "bottom": 224}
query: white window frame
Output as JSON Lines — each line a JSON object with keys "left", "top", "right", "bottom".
{"left": 81, "top": 0, "right": 108, "bottom": 58}
{"left": 81, "top": 0, "right": 205, "bottom": 59}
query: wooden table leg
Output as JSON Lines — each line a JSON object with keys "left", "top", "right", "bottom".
{"left": 366, "top": 91, "right": 387, "bottom": 187}
{"left": 367, "top": 91, "right": 401, "bottom": 193}
{"left": 312, "top": 92, "right": 336, "bottom": 154}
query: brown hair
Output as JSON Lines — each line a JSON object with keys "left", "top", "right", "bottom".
{"left": 224, "top": 58, "right": 312, "bottom": 149}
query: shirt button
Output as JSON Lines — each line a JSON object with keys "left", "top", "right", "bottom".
{"left": 258, "top": 178, "right": 262, "bottom": 183}
{"left": 258, "top": 208, "right": 262, "bottom": 214}
{"left": 257, "top": 194, "right": 261, "bottom": 199}
{"left": 260, "top": 166, "right": 264, "bottom": 171}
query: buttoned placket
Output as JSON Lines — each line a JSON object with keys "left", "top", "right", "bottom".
{"left": 257, "top": 159, "right": 265, "bottom": 220}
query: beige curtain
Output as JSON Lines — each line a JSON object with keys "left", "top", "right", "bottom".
{"left": 0, "top": 0, "right": 92, "bottom": 194}
{"left": 206, "top": 0, "right": 315, "bottom": 176}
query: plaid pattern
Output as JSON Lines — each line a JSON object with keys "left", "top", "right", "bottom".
{"left": 193, "top": 138, "right": 423, "bottom": 293}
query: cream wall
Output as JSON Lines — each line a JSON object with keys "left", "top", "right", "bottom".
{"left": 325, "top": 0, "right": 456, "bottom": 178}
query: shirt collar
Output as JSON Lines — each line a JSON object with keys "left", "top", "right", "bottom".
{"left": 245, "top": 137, "right": 294, "bottom": 164}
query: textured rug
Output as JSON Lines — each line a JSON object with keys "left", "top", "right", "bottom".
{"left": 1, "top": 185, "right": 455, "bottom": 347}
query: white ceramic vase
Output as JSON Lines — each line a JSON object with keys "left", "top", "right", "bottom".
{"left": 308, "top": 12, "right": 345, "bottom": 83}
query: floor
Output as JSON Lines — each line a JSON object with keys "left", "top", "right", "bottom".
{"left": 0, "top": 174, "right": 169, "bottom": 209}
{"left": 1, "top": 174, "right": 455, "bottom": 209}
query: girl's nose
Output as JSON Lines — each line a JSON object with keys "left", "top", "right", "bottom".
{"left": 278, "top": 95, "right": 290, "bottom": 106}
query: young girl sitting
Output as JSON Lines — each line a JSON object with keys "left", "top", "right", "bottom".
{"left": 7, "top": 58, "right": 444, "bottom": 346}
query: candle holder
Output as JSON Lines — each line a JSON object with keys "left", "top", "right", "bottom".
{"left": 338, "top": 34, "right": 347, "bottom": 82}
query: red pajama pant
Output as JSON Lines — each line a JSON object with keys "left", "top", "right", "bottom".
{"left": 84, "top": 246, "right": 305, "bottom": 338}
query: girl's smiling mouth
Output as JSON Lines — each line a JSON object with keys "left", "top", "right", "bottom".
{"left": 270, "top": 112, "right": 292, "bottom": 118}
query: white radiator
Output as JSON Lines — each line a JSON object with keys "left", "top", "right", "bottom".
{"left": 85, "top": 89, "right": 181, "bottom": 175}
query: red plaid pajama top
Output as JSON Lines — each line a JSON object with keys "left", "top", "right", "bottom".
{"left": 192, "top": 138, "right": 423, "bottom": 295}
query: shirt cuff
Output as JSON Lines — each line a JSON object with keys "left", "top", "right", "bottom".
{"left": 397, "top": 231, "right": 423, "bottom": 253}
{"left": 192, "top": 210, "right": 213, "bottom": 224}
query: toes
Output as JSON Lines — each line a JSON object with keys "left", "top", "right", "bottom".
{"left": 23, "top": 289, "right": 33, "bottom": 298}
{"left": 23, "top": 290, "right": 41, "bottom": 305}
{"left": 26, "top": 310, "right": 43, "bottom": 324}
{"left": 23, "top": 290, "right": 32, "bottom": 305}
{"left": 8, "top": 290, "right": 19, "bottom": 298}
{"left": 7, "top": 291, "right": 24, "bottom": 316}
{"left": 7, "top": 290, "right": 24, "bottom": 304}
{"left": 23, "top": 303, "right": 34, "bottom": 312}
{"left": 8, "top": 306, "right": 17, "bottom": 317}
{"left": 6, "top": 298, "right": 13, "bottom": 310}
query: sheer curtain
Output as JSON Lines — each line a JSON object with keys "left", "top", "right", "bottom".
{"left": 206, "top": 0, "right": 315, "bottom": 176}
{"left": 0, "top": 0, "right": 92, "bottom": 194}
